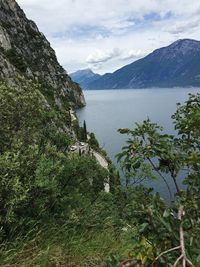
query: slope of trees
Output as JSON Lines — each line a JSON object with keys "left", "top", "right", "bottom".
{"left": 0, "top": 79, "right": 110, "bottom": 240}
{"left": 0, "top": 80, "right": 199, "bottom": 266}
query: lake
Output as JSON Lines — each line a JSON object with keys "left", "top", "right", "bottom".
{"left": 76, "top": 88, "right": 199, "bottom": 201}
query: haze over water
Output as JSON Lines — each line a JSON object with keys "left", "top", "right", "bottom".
{"left": 77, "top": 88, "right": 200, "bottom": 201}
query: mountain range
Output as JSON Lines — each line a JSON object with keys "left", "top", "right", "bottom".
{"left": 71, "top": 39, "right": 200, "bottom": 89}
{"left": 70, "top": 69, "right": 101, "bottom": 89}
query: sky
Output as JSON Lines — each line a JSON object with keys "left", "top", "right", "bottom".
{"left": 17, "top": 0, "right": 200, "bottom": 74}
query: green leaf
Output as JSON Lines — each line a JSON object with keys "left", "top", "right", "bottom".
{"left": 163, "top": 209, "right": 170, "bottom": 218}
{"left": 196, "top": 255, "right": 200, "bottom": 263}
{"left": 139, "top": 223, "right": 149, "bottom": 233}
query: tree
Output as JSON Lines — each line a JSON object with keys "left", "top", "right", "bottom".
{"left": 0, "top": 78, "right": 111, "bottom": 240}
{"left": 83, "top": 120, "right": 87, "bottom": 141}
{"left": 117, "top": 93, "right": 200, "bottom": 266}
{"left": 89, "top": 132, "right": 99, "bottom": 150}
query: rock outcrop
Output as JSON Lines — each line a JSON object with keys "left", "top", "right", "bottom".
{"left": 0, "top": 0, "right": 85, "bottom": 108}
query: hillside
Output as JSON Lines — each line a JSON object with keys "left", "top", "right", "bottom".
{"left": 0, "top": 2, "right": 120, "bottom": 264}
{"left": 0, "top": 0, "right": 85, "bottom": 108}
{"left": 87, "top": 39, "right": 200, "bottom": 89}
{"left": 70, "top": 68, "right": 101, "bottom": 89}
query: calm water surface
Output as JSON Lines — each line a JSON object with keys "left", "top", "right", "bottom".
{"left": 76, "top": 88, "right": 199, "bottom": 201}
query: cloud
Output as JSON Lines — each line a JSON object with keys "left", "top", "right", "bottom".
{"left": 164, "top": 18, "right": 200, "bottom": 35}
{"left": 17, "top": 0, "right": 200, "bottom": 74}
{"left": 121, "top": 49, "right": 144, "bottom": 60}
{"left": 86, "top": 48, "right": 121, "bottom": 64}
{"left": 16, "top": 0, "right": 184, "bottom": 36}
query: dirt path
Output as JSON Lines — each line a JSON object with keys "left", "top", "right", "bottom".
{"left": 91, "top": 150, "right": 110, "bottom": 192}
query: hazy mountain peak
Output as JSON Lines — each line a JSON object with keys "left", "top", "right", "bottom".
{"left": 72, "top": 68, "right": 94, "bottom": 75}
{"left": 70, "top": 69, "right": 101, "bottom": 89}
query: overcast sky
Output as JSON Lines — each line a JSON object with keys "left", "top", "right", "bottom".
{"left": 17, "top": 0, "right": 200, "bottom": 74}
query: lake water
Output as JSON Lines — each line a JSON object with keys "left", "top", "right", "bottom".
{"left": 76, "top": 88, "right": 199, "bottom": 201}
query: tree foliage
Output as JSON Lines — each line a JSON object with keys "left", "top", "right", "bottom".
{"left": 0, "top": 79, "right": 108, "bottom": 240}
{"left": 1, "top": 79, "right": 200, "bottom": 266}
{"left": 117, "top": 93, "right": 200, "bottom": 266}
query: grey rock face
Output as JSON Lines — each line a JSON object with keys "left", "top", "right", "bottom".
{"left": 0, "top": 0, "right": 85, "bottom": 108}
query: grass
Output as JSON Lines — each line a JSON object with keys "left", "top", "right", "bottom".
{"left": 0, "top": 224, "right": 134, "bottom": 267}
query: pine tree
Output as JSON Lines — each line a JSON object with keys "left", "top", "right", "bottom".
{"left": 83, "top": 120, "right": 87, "bottom": 141}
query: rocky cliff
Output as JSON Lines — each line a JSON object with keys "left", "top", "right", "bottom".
{"left": 0, "top": 0, "right": 85, "bottom": 108}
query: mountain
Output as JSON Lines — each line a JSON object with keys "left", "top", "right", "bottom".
{"left": 0, "top": 0, "right": 85, "bottom": 108}
{"left": 70, "top": 69, "right": 101, "bottom": 89}
{"left": 88, "top": 39, "right": 200, "bottom": 89}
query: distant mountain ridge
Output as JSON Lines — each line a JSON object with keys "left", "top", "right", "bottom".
{"left": 81, "top": 39, "right": 200, "bottom": 89}
{"left": 70, "top": 69, "right": 101, "bottom": 89}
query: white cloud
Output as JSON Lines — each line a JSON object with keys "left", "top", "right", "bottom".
{"left": 17, "top": 0, "right": 200, "bottom": 74}
{"left": 164, "top": 18, "right": 200, "bottom": 35}
{"left": 17, "top": 0, "right": 200, "bottom": 34}
{"left": 86, "top": 48, "right": 121, "bottom": 64}
{"left": 121, "top": 49, "right": 144, "bottom": 60}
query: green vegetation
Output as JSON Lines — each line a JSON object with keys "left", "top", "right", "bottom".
{"left": 0, "top": 79, "right": 199, "bottom": 266}
{"left": 88, "top": 132, "right": 100, "bottom": 150}
{"left": 116, "top": 93, "right": 200, "bottom": 266}
{"left": 5, "top": 48, "right": 27, "bottom": 73}
{"left": 0, "top": 79, "right": 109, "bottom": 234}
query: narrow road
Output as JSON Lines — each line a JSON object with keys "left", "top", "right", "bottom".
{"left": 69, "top": 143, "right": 110, "bottom": 192}
{"left": 91, "top": 150, "right": 108, "bottom": 169}
{"left": 91, "top": 150, "right": 110, "bottom": 193}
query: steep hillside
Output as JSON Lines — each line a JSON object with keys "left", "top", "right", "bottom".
{"left": 70, "top": 69, "right": 101, "bottom": 89}
{"left": 88, "top": 39, "right": 200, "bottom": 89}
{"left": 0, "top": 1, "right": 117, "bottom": 251}
{"left": 0, "top": 0, "right": 85, "bottom": 108}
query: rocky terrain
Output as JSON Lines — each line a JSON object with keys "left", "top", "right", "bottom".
{"left": 0, "top": 0, "right": 85, "bottom": 108}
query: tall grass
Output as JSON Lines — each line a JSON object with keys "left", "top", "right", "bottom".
{"left": 0, "top": 223, "right": 133, "bottom": 267}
